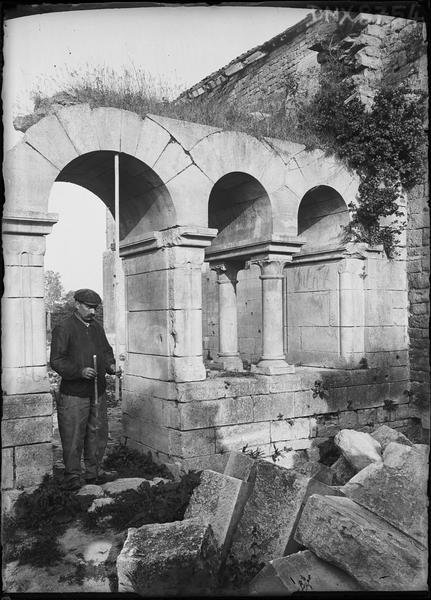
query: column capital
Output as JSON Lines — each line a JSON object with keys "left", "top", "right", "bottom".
{"left": 120, "top": 226, "right": 218, "bottom": 258}
{"left": 248, "top": 254, "right": 292, "bottom": 278}
{"left": 210, "top": 260, "right": 244, "bottom": 284}
{"left": 2, "top": 211, "right": 58, "bottom": 236}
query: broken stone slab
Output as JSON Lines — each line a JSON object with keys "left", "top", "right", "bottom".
{"left": 371, "top": 424, "right": 413, "bottom": 450}
{"left": 228, "top": 460, "right": 310, "bottom": 564}
{"left": 342, "top": 442, "right": 428, "bottom": 545}
{"left": 224, "top": 451, "right": 256, "bottom": 481}
{"left": 117, "top": 518, "right": 220, "bottom": 596}
{"left": 284, "top": 478, "right": 344, "bottom": 556}
{"left": 295, "top": 494, "right": 428, "bottom": 591}
{"left": 101, "top": 477, "right": 149, "bottom": 495}
{"left": 250, "top": 549, "right": 363, "bottom": 594}
{"left": 334, "top": 429, "right": 382, "bottom": 472}
{"left": 329, "top": 455, "right": 356, "bottom": 485}
{"left": 184, "top": 469, "right": 247, "bottom": 560}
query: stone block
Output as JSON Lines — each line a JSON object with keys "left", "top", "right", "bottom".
{"left": 4, "top": 142, "right": 58, "bottom": 213}
{"left": 2, "top": 416, "right": 52, "bottom": 447}
{"left": 224, "top": 451, "right": 256, "bottom": 481}
{"left": 179, "top": 396, "right": 253, "bottom": 429}
{"left": 2, "top": 297, "right": 48, "bottom": 368}
{"left": 364, "top": 326, "right": 407, "bottom": 352}
{"left": 177, "top": 378, "right": 228, "bottom": 402}
{"left": 228, "top": 460, "right": 310, "bottom": 563}
{"left": 253, "top": 392, "right": 293, "bottom": 421}
{"left": 122, "top": 414, "right": 171, "bottom": 455}
{"left": 334, "top": 429, "right": 382, "bottom": 472}
{"left": 294, "top": 389, "right": 343, "bottom": 417}
{"left": 2, "top": 366, "right": 50, "bottom": 396}
{"left": 271, "top": 417, "right": 310, "bottom": 443}
{"left": 92, "top": 106, "right": 122, "bottom": 151}
{"left": 117, "top": 518, "right": 219, "bottom": 595}
{"left": 24, "top": 114, "right": 78, "bottom": 170}
{"left": 122, "top": 374, "right": 177, "bottom": 400}
{"left": 55, "top": 104, "right": 100, "bottom": 154}
{"left": 371, "top": 424, "right": 413, "bottom": 450}
{"left": 2, "top": 447, "right": 14, "bottom": 489}
{"left": 267, "top": 373, "right": 300, "bottom": 393}
{"left": 215, "top": 422, "right": 270, "bottom": 454}
{"left": 284, "top": 478, "right": 344, "bottom": 556}
{"left": 166, "top": 165, "right": 212, "bottom": 227}
{"left": 3, "top": 265, "right": 44, "bottom": 298}
{"left": 182, "top": 453, "right": 229, "bottom": 474}
{"left": 342, "top": 442, "right": 428, "bottom": 546}
{"left": 338, "top": 410, "right": 359, "bottom": 429}
{"left": 184, "top": 469, "right": 246, "bottom": 559}
{"left": 14, "top": 443, "right": 52, "bottom": 488}
{"left": 2, "top": 393, "right": 53, "bottom": 419}
{"left": 120, "top": 109, "right": 143, "bottom": 155}
{"left": 169, "top": 427, "right": 216, "bottom": 458}
{"left": 250, "top": 550, "right": 363, "bottom": 594}
{"left": 295, "top": 495, "right": 428, "bottom": 591}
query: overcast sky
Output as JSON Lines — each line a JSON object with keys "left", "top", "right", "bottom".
{"left": 3, "top": 5, "right": 311, "bottom": 294}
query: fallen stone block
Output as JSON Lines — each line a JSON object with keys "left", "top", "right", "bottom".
{"left": 228, "top": 460, "right": 310, "bottom": 564}
{"left": 371, "top": 424, "right": 413, "bottom": 450}
{"left": 224, "top": 451, "right": 256, "bottom": 481}
{"left": 334, "top": 429, "right": 382, "bottom": 471}
{"left": 184, "top": 469, "right": 247, "bottom": 560}
{"left": 117, "top": 518, "right": 219, "bottom": 596}
{"left": 329, "top": 455, "right": 356, "bottom": 485}
{"left": 295, "top": 494, "right": 428, "bottom": 591}
{"left": 250, "top": 549, "right": 363, "bottom": 594}
{"left": 342, "top": 442, "right": 428, "bottom": 545}
{"left": 284, "top": 478, "right": 344, "bottom": 556}
{"left": 101, "top": 477, "right": 149, "bottom": 495}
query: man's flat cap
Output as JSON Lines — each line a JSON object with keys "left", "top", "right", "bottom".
{"left": 74, "top": 289, "right": 102, "bottom": 306}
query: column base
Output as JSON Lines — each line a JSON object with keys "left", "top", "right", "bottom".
{"left": 251, "top": 359, "right": 295, "bottom": 375}
{"left": 215, "top": 354, "right": 244, "bottom": 372}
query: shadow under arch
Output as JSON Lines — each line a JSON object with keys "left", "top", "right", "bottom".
{"left": 208, "top": 171, "right": 272, "bottom": 251}
{"left": 56, "top": 151, "right": 176, "bottom": 242}
{"left": 297, "top": 185, "right": 350, "bottom": 252}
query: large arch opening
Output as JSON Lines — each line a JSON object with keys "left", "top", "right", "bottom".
{"left": 56, "top": 151, "right": 176, "bottom": 243}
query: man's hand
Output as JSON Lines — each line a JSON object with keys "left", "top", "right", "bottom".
{"left": 82, "top": 367, "right": 97, "bottom": 379}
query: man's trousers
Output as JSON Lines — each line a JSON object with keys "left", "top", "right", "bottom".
{"left": 57, "top": 393, "right": 108, "bottom": 482}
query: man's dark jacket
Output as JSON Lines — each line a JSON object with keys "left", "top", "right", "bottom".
{"left": 50, "top": 313, "right": 115, "bottom": 397}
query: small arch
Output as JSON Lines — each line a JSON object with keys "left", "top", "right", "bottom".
{"left": 56, "top": 151, "right": 176, "bottom": 243}
{"left": 208, "top": 172, "right": 272, "bottom": 250}
{"left": 298, "top": 185, "right": 349, "bottom": 252}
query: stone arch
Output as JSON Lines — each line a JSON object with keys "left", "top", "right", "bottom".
{"left": 208, "top": 172, "right": 272, "bottom": 250}
{"left": 297, "top": 185, "right": 350, "bottom": 252}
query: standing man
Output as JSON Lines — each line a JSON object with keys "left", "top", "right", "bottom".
{"left": 50, "top": 288, "right": 119, "bottom": 491}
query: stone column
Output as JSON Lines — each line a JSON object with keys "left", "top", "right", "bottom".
{"left": 211, "top": 262, "right": 244, "bottom": 372}
{"left": 2, "top": 211, "right": 57, "bottom": 490}
{"left": 251, "top": 256, "right": 294, "bottom": 375}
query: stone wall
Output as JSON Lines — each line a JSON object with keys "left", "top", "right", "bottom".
{"left": 123, "top": 364, "right": 414, "bottom": 472}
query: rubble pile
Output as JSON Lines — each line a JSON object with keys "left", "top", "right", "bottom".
{"left": 117, "top": 424, "right": 428, "bottom": 595}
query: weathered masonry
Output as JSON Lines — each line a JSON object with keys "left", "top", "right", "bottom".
{"left": 2, "top": 104, "right": 419, "bottom": 490}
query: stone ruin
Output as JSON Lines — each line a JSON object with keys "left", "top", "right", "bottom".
{"left": 1, "top": 7, "right": 429, "bottom": 597}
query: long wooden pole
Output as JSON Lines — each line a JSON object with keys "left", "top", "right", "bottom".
{"left": 114, "top": 153, "right": 120, "bottom": 403}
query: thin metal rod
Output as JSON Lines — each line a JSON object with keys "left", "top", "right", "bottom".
{"left": 114, "top": 153, "right": 120, "bottom": 403}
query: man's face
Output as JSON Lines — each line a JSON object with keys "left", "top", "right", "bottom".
{"left": 76, "top": 301, "right": 97, "bottom": 322}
